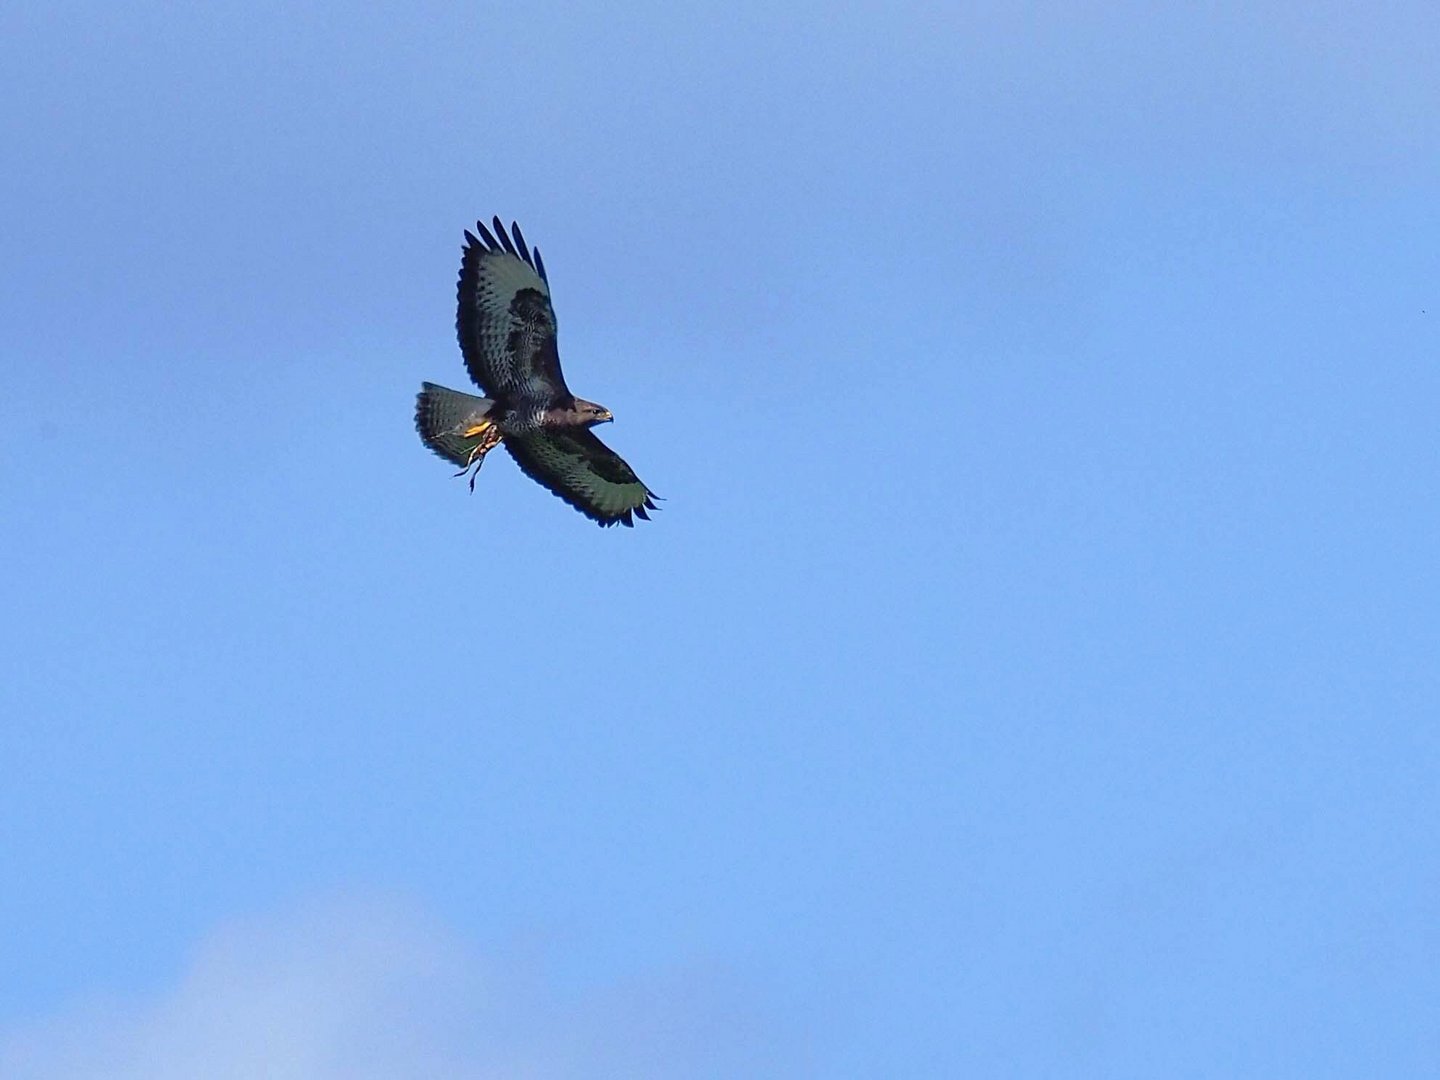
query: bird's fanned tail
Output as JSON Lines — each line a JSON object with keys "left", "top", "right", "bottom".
{"left": 414, "top": 382, "right": 499, "bottom": 469}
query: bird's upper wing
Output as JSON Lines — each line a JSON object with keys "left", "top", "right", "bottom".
{"left": 457, "top": 217, "right": 569, "bottom": 403}
{"left": 505, "top": 429, "right": 658, "bottom": 527}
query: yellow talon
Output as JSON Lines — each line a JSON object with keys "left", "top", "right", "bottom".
{"left": 464, "top": 425, "right": 502, "bottom": 464}
{"left": 452, "top": 422, "right": 504, "bottom": 491}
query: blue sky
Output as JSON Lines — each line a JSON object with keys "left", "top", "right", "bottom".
{"left": 2, "top": 2, "right": 1437, "bottom": 1076}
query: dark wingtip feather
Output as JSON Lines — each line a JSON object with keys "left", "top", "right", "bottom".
{"left": 463, "top": 229, "right": 480, "bottom": 249}
{"left": 533, "top": 247, "right": 548, "bottom": 283}
{"left": 633, "top": 504, "right": 650, "bottom": 521}
{"left": 511, "top": 222, "right": 536, "bottom": 270}
{"left": 474, "top": 220, "right": 501, "bottom": 251}
{"left": 493, "top": 215, "right": 519, "bottom": 256}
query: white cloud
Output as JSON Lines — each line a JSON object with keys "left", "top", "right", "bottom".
{"left": 0, "top": 897, "right": 800, "bottom": 1080}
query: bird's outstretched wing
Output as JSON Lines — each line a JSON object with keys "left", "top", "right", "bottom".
{"left": 457, "top": 217, "right": 568, "bottom": 404}
{"left": 505, "top": 429, "right": 659, "bottom": 527}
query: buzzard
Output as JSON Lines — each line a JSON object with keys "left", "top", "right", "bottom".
{"left": 415, "top": 216, "right": 659, "bottom": 527}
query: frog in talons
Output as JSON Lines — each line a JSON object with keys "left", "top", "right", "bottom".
{"left": 452, "top": 420, "right": 504, "bottom": 492}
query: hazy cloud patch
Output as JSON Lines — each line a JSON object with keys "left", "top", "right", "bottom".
{"left": 0, "top": 897, "right": 799, "bottom": 1080}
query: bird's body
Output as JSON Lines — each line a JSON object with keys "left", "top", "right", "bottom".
{"left": 415, "top": 217, "right": 658, "bottom": 527}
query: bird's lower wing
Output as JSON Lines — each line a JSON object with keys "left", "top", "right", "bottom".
{"left": 505, "top": 429, "right": 658, "bottom": 527}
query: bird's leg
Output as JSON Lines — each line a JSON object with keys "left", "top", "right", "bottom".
{"left": 450, "top": 421, "right": 503, "bottom": 493}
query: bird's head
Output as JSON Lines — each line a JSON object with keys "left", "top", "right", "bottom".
{"left": 573, "top": 399, "right": 613, "bottom": 426}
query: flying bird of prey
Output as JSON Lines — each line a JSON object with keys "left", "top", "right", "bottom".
{"left": 415, "top": 217, "right": 658, "bottom": 527}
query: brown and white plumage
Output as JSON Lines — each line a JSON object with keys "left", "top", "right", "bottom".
{"left": 416, "top": 216, "right": 659, "bottom": 528}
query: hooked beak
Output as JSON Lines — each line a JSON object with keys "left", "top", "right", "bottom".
{"left": 598, "top": 409, "right": 613, "bottom": 423}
